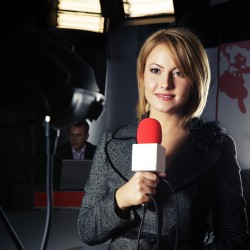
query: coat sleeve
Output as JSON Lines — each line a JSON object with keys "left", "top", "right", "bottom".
{"left": 77, "top": 130, "right": 134, "bottom": 246}
{"left": 203, "top": 136, "right": 250, "bottom": 250}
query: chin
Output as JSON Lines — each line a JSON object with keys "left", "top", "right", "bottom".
{"left": 153, "top": 105, "right": 174, "bottom": 113}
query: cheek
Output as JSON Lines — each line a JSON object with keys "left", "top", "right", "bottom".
{"left": 184, "top": 88, "right": 191, "bottom": 101}
{"left": 180, "top": 82, "right": 191, "bottom": 100}
{"left": 143, "top": 74, "right": 158, "bottom": 90}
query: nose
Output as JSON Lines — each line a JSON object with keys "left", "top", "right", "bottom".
{"left": 70, "top": 135, "right": 79, "bottom": 141}
{"left": 161, "top": 75, "right": 173, "bottom": 90}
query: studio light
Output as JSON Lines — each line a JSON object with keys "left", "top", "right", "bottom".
{"left": 57, "top": 0, "right": 104, "bottom": 33}
{"left": 56, "top": 0, "right": 175, "bottom": 32}
{"left": 1, "top": 27, "right": 105, "bottom": 128}
{"left": 57, "top": 11, "right": 104, "bottom": 33}
{"left": 124, "top": 0, "right": 175, "bottom": 18}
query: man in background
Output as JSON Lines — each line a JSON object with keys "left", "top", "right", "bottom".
{"left": 53, "top": 120, "right": 97, "bottom": 188}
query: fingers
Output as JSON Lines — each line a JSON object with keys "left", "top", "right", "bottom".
{"left": 135, "top": 172, "right": 159, "bottom": 198}
{"left": 140, "top": 173, "right": 158, "bottom": 189}
{"left": 116, "top": 171, "right": 166, "bottom": 209}
{"left": 157, "top": 172, "right": 167, "bottom": 178}
{"left": 141, "top": 171, "right": 159, "bottom": 182}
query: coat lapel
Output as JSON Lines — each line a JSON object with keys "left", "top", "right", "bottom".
{"left": 165, "top": 138, "right": 221, "bottom": 191}
{"left": 106, "top": 123, "right": 137, "bottom": 182}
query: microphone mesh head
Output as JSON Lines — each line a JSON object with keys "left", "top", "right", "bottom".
{"left": 137, "top": 118, "right": 162, "bottom": 144}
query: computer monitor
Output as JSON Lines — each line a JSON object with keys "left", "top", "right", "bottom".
{"left": 60, "top": 159, "right": 92, "bottom": 190}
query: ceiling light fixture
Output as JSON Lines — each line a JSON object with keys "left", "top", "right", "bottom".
{"left": 57, "top": 11, "right": 104, "bottom": 32}
{"left": 57, "top": 0, "right": 104, "bottom": 33}
{"left": 124, "top": 0, "right": 174, "bottom": 18}
{"left": 57, "top": 0, "right": 175, "bottom": 32}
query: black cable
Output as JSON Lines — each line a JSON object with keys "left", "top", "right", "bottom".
{"left": 136, "top": 204, "right": 147, "bottom": 250}
{"left": 136, "top": 195, "right": 161, "bottom": 250}
{"left": 135, "top": 179, "right": 179, "bottom": 250}
{"left": 148, "top": 194, "right": 160, "bottom": 250}
{"left": 161, "top": 178, "right": 179, "bottom": 250}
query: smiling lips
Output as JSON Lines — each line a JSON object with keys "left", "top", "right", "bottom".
{"left": 156, "top": 93, "right": 175, "bottom": 101}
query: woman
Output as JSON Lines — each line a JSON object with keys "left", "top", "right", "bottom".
{"left": 77, "top": 27, "right": 250, "bottom": 249}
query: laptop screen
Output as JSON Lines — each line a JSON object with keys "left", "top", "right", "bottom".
{"left": 60, "top": 159, "right": 92, "bottom": 190}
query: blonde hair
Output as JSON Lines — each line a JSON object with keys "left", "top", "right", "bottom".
{"left": 136, "top": 27, "right": 211, "bottom": 126}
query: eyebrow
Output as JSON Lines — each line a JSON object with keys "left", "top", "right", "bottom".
{"left": 148, "top": 63, "right": 180, "bottom": 72}
{"left": 148, "top": 63, "right": 164, "bottom": 68}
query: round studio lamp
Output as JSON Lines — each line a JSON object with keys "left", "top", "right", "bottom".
{"left": 1, "top": 27, "right": 104, "bottom": 128}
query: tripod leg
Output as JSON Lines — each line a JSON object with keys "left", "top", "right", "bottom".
{"left": 0, "top": 205, "right": 25, "bottom": 250}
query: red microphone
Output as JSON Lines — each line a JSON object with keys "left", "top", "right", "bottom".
{"left": 137, "top": 118, "right": 162, "bottom": 144}
{"left": 132, "top": 118, "right": 166, "bottom": 172}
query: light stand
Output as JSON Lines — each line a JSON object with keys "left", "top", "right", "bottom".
{"left": 1, "top": 26, "right": 105, "bottom": 249}
{"left": 0, "top": 206, "right": 25, "bottom": 250}
{"left": 40, "top": 116, "right": 61, "bottom": 250}
{"left": 0, "top": 116, "right": 61, "bottom": 250}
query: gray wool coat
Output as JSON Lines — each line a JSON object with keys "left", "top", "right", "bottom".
{"left": 77, "top": 119, "right": 250, "bottom": 250}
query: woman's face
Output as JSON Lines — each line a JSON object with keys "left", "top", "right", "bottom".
{"left": 143, "top": 44, "right": 191, "bottom": 117}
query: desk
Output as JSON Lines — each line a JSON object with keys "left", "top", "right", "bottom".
{"left": 33, "top": 191, "right": 85, "bottom": 208}
{"left": 0, "top": 208, "right": 108, "bottom": 250}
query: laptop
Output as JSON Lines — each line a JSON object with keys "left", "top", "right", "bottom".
{"left": 60, "top": 159, "right": 92, "bottom": 190}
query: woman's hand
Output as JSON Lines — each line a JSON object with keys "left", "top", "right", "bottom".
{"left": 115, "top": 171, "right": 166, "bottom": 211}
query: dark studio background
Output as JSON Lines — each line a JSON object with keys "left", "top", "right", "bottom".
{"left": 1, "top": 0, "right": 250, "bottom": 248}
